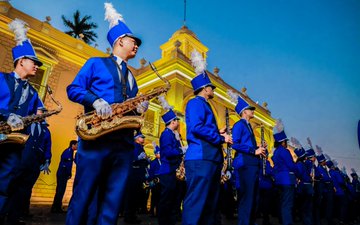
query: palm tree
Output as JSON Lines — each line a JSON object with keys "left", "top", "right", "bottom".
{"left": 61, "top": 10, "right": 98, "bottom": 44}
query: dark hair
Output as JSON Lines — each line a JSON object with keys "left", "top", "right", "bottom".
{"left": 14, "top": 59, "right": 20, "bottom": 68}
{"left": 69, "top": 140, "right": 78, "bottom": 147}
{"left": 194, "top": 87, "right": 204, "bottom": 96}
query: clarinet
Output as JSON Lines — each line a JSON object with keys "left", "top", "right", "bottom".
{"left": 220, "top": 108, "right": 233, "bottom": 183}
{"left": 260, "top": 125, "right": 266, "bottom": 176}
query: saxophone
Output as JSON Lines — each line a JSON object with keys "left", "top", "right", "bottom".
{"left": 0, "top": 85, "right": 62, "bottom": 145}
{"left": 220, "top": 108, "right": 233, "bottom": 184}
{"left": 75, "top": 62, "right": 171, "bottom": 140}
{"left": 175, "top": 131, "right": 186, "bottom": 181}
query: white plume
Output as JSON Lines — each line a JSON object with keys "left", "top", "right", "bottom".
{"left": 8, "top": 18, "right": 29, "bottom": 46}
{"left": 315, "top": 145, "right": 323, "bottom": 154}
{"left": 290, "top": 137, "right": 302, "bottom": 149}
{"left": 306, "top": 137, "right": 313, "bottom": 148}
{"left": 273, "top": 119, "right": 284, "bottom": 133}
{"left": 323, "top": 154, "right": 331, "bottom": 161}
{"left": 227, "top": 89, "right": 239, "bottom": 104}
{"left": 157, "top": 95, "right": 173, "bottom": 110}
{"left": 190, "top": 50, "right": 207, "bottom": 75}
{"left": 152, "top": 141, "right": 157, "bottom": 149}
{"left": 104, "top": 2, "right": 125, "bottom": 29}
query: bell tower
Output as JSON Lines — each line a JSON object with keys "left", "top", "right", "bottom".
{"left": 159, "top": 25, "right": 209, "bottom": 61}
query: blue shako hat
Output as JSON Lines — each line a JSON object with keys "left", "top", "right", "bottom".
{"left": 273, "top": 119, "right": 288, "bottom": 143}
{"left": 235, "top": 96, "right": 256, "bottom": 115}
{"left": 134, "top": 131, "right": 145, "bottom": 139}
{"left": 305, "top": 148, "right": 316, "bottom": 157}
{"left": 9, "top": 19, "right": 42, "bottom": 66}
{"left": 105, "top": 3, "right": 142, "bottom": 47}
{"left": 191, "top": 71, "right": 216, "bottom": 92}
{"left": 316, "top": 154, "right": 326, "bottom": 163}
{"left": 326, "top": 160, "right": 334, "bottom": 168}
{"left": 162, "top": 109, "right": 179, "bottom": 124}
{"left": 190, "top": 50, "right": 215, "bottom": 92}
{"left": 294, "top": 148, "right": 306, "bottom": 158}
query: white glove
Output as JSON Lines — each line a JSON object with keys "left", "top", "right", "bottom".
{"left": 7, "top": 113, "right": 24, "bottom": 131}
{"left": 181, "top": 146, "right": 188, "bottom": 154}
{"left": 136, "top": 100, "right": 149, "bottom": 114}
{"left": 138, "top": 152, "right": 147, "bottom": 160}
{"left": 40, "top": 159, "right": 51, "bottom": 175}
{"left": 93, "top": 98, "right": 112, "bottom": 119}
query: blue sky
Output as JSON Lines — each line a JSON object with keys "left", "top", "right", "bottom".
{"left": 11, "top": 0, "right": 360, "bottom": 174}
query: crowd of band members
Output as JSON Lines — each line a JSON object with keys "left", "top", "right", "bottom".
{"left": 2, "top": 5, "right": 360, "bottom": 225}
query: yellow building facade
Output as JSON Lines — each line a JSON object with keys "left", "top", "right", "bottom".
{"left": 0, "top": 2, "right": 276, "bottom": 205}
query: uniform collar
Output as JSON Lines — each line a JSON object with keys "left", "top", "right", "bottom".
{"left": 112, "top": 54, "right": 125, "bottom": 66}
{"left": 196, "top": 95, "right": 207, "bottom": 102}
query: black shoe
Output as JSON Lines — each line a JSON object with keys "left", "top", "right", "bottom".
{"left": 7, "top": 218, "right": 26, "bottom": 225}
{"left": 124, "top": 218, "right": 142, "bottom": 224}
{"left": 51, "top": 208, "right": 66, "bottom": 214}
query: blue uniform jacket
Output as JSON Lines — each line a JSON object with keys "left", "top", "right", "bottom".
{"left": 317, "top": 165, "right": 332, "bottom": 183}
{"left": 231, "top": 119, "right": 260, "bottom": 167}
{"left": 58, "top": 147, "right": 74, "bottom": 177}
{"left": 132, "top": 142, "right": 149, "bottom": 168}
{"left": 329, "top": 169, "right": 346, "bottom": 196}
{"left": 148, "top": 158, "right": 161, "bottom": 180}
{"left": 0, "top": 72, "right": 43, "bottom": 120}
{"left": 66, "top": 56, "right": 138, "bottom": 143}
{"left": 185, "top": 96, "right": 224, "bottom": 162}
{"left": 296, "top": 160, "right": 313, "bottom": 184}
{"left": 158, "top": 128, "right": 182, "bottom": 175}
{"left": 272, "top": 146, "right": 298, "bottom": 185}
{"left": 259, "top": 160, "right": 274, "bottom": 189}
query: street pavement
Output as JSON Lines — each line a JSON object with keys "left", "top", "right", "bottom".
{"left": 15, "top": 205, "right": 360, "bottom": 225}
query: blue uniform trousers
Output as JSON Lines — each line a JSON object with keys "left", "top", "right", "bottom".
{"left": 158, "top": 172, "right": 178, "bottom": 225}
{"left": 235, "top": 165, "right": 260, "bottom": 225}
{"left": 278, "top": 185, "right": 295, "bottom": 225}
{"left": 52, "top": 168, "right": 70, "bottom": 210}
{"left": 298, "top": 184, "right": 313, "bottom": 225}
{"left": 66, "top": 139, "right": 133, "bottom": 225}
{"left": 0, "top": 144, "right": 23, "bottom": 215}
{"left": 183, "top": 160, "right": 221, "bottom": 225}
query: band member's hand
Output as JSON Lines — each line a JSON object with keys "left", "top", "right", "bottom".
{"left": 136, "top": 100, "right": 149, "bottom": 114}
{"left": 93, "top": 98, "right": 112, "bottom": 119}
{"left": 222, "top": 133, "right": 233, "bottom": 144}
{"left": 40, "top": 159, "right": 51, "bottom": 175}
{"left": 255, "top": 146, "right": 266, "bottom": 157}
{"left": 181, "top": 146, "right": 188, "bottom": 154}
{"left": 219, "top": 127, "right": 227, "bottom": 134}
{"left": 138, "top": 152, "right": 147, "bottom": 160}
{"left": 7, "top": 113, "right": 24, "bottom": 131}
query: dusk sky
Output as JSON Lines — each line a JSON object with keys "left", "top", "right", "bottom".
{"left": 11, "top": 0, "right": 360, "bottom": 174}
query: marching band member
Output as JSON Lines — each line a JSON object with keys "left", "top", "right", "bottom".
{"left": 0, "top": 19, "right": 43, "bottom": 225}
{"left": 228, "top": 90, "right": 266, "bottom": 225}
{"left": 66, "top": 3, "right": 146, "bottom": 224}
{"left": 148, "top": 142, "right": 161, "bottom": 217}
{"left": 182, "top": 50, "right": 232, "bottom": 225}
{"left": 157, "top": 107, "right": 183, "bottom": 225}
{"left": 272, "top": 120, "right": 297, "bottom": 225}
{"left": 124, "top": 131, "right": 149, "bottom": 224}
{"left": 316, "top": 153, "right": 334, "bottom": 225}
{"left": 294, "top": 146, "right": 313, "bottom": 225}
{"left": 327, "top": 160, "right": 348, "bottom": 224}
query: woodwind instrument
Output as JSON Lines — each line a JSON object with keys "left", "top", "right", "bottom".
{"left": 0, "top": 84, "right": 62, "bottom": 145}
{"left": 175, "top": 131, "right": 186, "bottom": 181}
{"left": 220, "top": 108, "right": 232, "bottom": 184}
{"left": 260, "top": 124, "right": 267, "bottom": 176}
